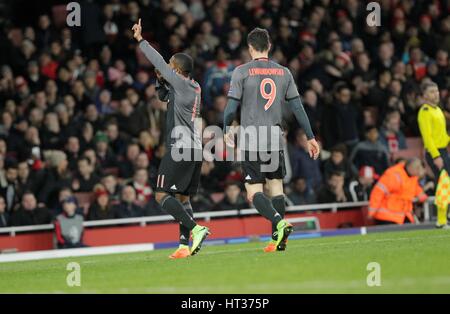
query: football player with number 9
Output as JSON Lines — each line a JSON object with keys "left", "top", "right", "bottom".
{"left": 224, "top": 28, "right": 320, "bottom": 252}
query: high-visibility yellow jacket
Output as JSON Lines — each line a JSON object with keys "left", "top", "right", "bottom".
{"left": 417, "top": 103, "right": 450, "bottom": 158}
{"left": 369, "top": 163, "right": 428, "bottom": 224}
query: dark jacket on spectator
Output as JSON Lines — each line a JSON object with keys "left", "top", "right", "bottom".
{"left": 113, "top": 201, "right": 143, "bottom": 219}
{"left": 0, "top": 211, "right": 9, "bottom": 228}
{"left": 348, "top": 180, "right": 373, "bottom": 202}
{"left": 119, "top": 160, "right": 135, "bottom": 179}
{"left": 215, "top": 195, "right": 249, "bottom": 211}
{"left": 38, "top": 169, "right": 72, "bottom": 209}
{"left": 96, "top": 150, "right": 118, "bottom": 169}
{"left": 323, "top": 159, "right": 355, "bottom": 182}
{"left": 350, "top": 141, "right": 389, "bottom": 176}
{"left": 17, "top": 170, "right": 43, "bottom": 200}
{"left": 10, "top": 206, "right": 51, "bottom": 226}
{"left": 290, "top": 146, "right": 322, "bottom": 190}
{"left": 287, "top": 189, "right": 316, "bottom": 206}
{"left": 88, "top": 203, "right": 114, "bottom": 220}
{"left": 74, "top": 174, "right": 100, "bottom": 193}
{"left": 317, "top": 186, "right": 352, "bottom": 204}
{"left": 0, "top": 182, "right": 19, "bottom": 212}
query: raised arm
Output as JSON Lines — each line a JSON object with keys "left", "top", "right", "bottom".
{"left": 132, "top": 19, "right": 183, "bottom": 88}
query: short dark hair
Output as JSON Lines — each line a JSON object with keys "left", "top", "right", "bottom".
{"left": 247, "top": 28, "right": 271, "bottom": 52}
{"left": 420, "top": 81, "right": 438, "bottom": 95}
{"left": 329, "top": 171, "right": 345, "bottom": 178}
{"left": 173, "top": 53, "right": 193, "bottom": 77}
{"left": 365, "top": 125, "right": 378, "bottom": 133}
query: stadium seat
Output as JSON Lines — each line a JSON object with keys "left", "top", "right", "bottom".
{"left": 392, "top": 137, "right": 425, "bottom": 161}
{"left": 405, "top": 137, "right": 423, "bottom": 150}
{"left": 74, "top": 192, "right": 95, "bottom": 211}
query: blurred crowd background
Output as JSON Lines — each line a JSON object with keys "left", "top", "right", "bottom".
{"left": 0, "top": 0, "right": 449, "bottom": 227}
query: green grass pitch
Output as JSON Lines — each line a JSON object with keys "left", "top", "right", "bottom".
{"left": 1, "top": 229, "right": 450, "bottom": 293}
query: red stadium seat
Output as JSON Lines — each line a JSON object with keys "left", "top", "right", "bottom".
{"left": 405, "top": 137, "right": 423, "bottom": 150}
{"left": 74, "top": 192, "right": 95, "bottom": 211}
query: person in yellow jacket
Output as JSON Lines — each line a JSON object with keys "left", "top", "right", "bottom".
{"left": 369, "top": 158, "right": 428, "bottom": 224}
{"left": 417, "top": 81, "right": 450, "bottom": 178}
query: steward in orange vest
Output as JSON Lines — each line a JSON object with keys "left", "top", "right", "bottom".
{"left": 369, "top": 158, "right": 428, "bottom": 224}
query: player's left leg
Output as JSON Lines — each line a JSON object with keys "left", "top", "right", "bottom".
{"left": 168, "top": 194, "right": 194, "bottom": 259}
{"left": 156, "top": 191, "right": 209, "bottom": 258}
{"left": 156, "top": 152, "right": 209, "bottom": 258}
{"left": 262, "top": 150, "right": 291, "bottom": 252}
{"left": 265, "top": 178, "right": 288, "bottom": 251}
{"left": 243, "top": 150, "right": 292, "bottom": 251}
{"left": 246, "top": 182, "right": 291, "bottom": 249}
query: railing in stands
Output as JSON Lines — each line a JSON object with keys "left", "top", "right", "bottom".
{"left": 0, "top": 199, "right": 436, "bottom": 236}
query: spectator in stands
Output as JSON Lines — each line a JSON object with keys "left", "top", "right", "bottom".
{"left": 135, "top": 152, "right": 151, "bottom": 173}
{"left": 379, "top": 110, "right": 407, "bottom": 154}
{"left": 10, "top": 192, "right": 51, "bottom": 226}
{"left": 215, "top": 181, "right": 248, "bottom": 211}
{"left": 0, "top": 161, "right": 19, "bottom": 212}
{"left": 17, "top": 160, "right": 40, "bottom": 199}
{"left": 54, "top": 196, "right": 85, "bottom": 249}
{"left": 202, "top": 47, "right": 234, "bottom": 107}
{"left": 88, "top": 186, "right": 114, "bottom": 220}
{"left": 367, "top": 70, "right": 392, "bottom": 111}
{"left": 323, "top": 144, "right": 354, "bottom": 182}
{"left": 290, "top": 129, "right": 322, "bottom": 190}
{"left": 0, "top": 196, "right": 9, "bottom": 227}
{"left": 106, "top": 122, "right": 127, "bottom": 157}
{"left": 72, "top": 157, "right": 100, "bottom": 193}
{"left": 94, "top": 131, "right": 117, "bottom": 169}
{"left": 323, "top": 83, "right": 363, "bottom": 149}
{"left": 348, "top": 166, "right": 377, "bottom": 202}
{"left": 350, "top": 126, "right": 390, "bottom": 176}
{"left": 101, "top": 174, "right": 121, "bottom": 202}
{"left": 317, "top": 171, "right": 351, "bottom": 204}
{"left": 369, "top": 158, "right": 427, "bottom": 225}
{"left": 132, "top": 168, "right": 152, "bottom": 202}
{"left": 302, "top": 89, "right": 323, "bottom": 137}
{"left": 65, "top": 136, "right": 81, "bottom": 172}
{"left": 83, "top": 148, "right": 103, "bottom": 178}
{"left": 39, "top": 151, "right": 72, "bottom": 208}
{"left": 119, "top": 143, "right": 140, "bottom": 179}
{"left": 113, "top": 185, "right": 143, "bottom": 218}
{"left": 53, "top": 187, "right": 83, "bottom": 217}
{"left": 287, "top": 177, "right": 316, "bottom": 206}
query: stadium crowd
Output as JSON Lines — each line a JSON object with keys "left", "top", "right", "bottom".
{"left": 1, "top": 0, "right": 450, "bottom": 228}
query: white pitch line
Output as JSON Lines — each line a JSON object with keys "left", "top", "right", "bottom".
{"left": 0, "top": 243, "right": 154, "bottom": 263}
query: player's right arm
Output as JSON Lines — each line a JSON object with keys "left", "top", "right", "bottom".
{"left": 132, "top": 19, "right": 183, "bottom": 89}
{"left": 223, "top": 67, "right": 244, "bottom": 147}
{"left": 285, "top": 69, "right": 320, "bottom": 159}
